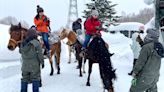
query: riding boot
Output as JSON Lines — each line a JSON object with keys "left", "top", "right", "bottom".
{"left": 21, "top": 81, "right": 28, "bottom": 92}
{"left": 32, "top": 80, "right": 40, "bottom": 92}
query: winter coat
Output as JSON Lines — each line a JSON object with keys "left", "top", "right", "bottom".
{"left": 84, "top": 17, "right": 101, "bottom": 35}
{"left": 133, "top": 42, "right": 163, "bottom": 84}
{"left": 72, "top": 21, "right": 82, "bottom": 33}
{"left": 131, "top": 32, "right": 141, "bottom": 59}
{"left": 130, "top": 41, "right": 164, "bottom": 92}
{"left": 20, "top": 39, "right": 44, "bottom": 73}
{"left": 34, "top": 15, "right": 50, "bottom": 33}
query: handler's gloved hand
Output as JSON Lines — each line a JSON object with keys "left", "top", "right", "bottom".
{"left": 131, "top": 78, "right": 137, "bottom": 86}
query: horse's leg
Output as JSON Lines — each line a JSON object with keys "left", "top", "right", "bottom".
{"left": 78, "top": 57, "right": 83, "bottom": 77}
{"left": 108, "top": 85, "right": 114, "bottom": 92}
{"left": 68, "top": 45, "right": 71, "bottom": 64}
{"left": 83, "top": 58, "right": 87, "bottom": 73}
{"left": 86, "top": 59, "right": 93, "bottom": 86}
{"left": 49, "top": 56, "right": 54, "bottom": 76}
{"left": 55, "top": 42, "right": 61, "bottom": 74}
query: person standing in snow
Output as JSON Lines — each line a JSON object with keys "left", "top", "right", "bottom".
{"left": 128, "top": 27, "right": 144, "bottom": 75}
{"left": 19, "top": 28, "right": 44, "bottom": 92}
{"left": 34, "top": 5, "right": 51, "bottom": 58}
{"left": 130, "top": 28, "right": 164, "bottom": 92}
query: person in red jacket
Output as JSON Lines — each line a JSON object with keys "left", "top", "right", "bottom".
{"left": 82, "top": 9, "right": 102, "bottom": 49}
{"left": 34, "top": 5, "right": 51, "bottom": 57}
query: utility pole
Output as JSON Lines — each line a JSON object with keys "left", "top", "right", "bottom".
{"left": 66, "top": 0, "right": 78, "bottom": 28}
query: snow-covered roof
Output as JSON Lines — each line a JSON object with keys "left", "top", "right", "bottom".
{"left": 107, "top": 22, "right": 145, "bottom": 32}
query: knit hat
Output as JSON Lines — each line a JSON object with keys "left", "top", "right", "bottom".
{"left": 144, "top": 28, "right": 159, "bottom": 43}
{"left": 91, "top": 9, "right": 99, "bottom": 16}
{"left": 37, "top": 5, "right": 44, "bottom": 13}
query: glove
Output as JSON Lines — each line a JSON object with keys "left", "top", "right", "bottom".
{"left": 95, "top": 26, "right": 102, "bottom": 30}
{"left": 43, "top": 17, "right": 49, "bottom": 22}
{"left": 131, "top": 78, "right": 137, "bottom": 86}
{"left": 42, "top": 64, "right": 45, "bottom": 69}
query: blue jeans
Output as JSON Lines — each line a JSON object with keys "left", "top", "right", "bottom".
{"left": 83, "top": 34, "right": 92, "bottom": 48}
{"left": 41, "top": 33, "right": 50, "bottom": 51}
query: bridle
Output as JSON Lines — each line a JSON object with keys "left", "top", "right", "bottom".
{"left": 9, "top": 30, "right": 25, "bottom": 46}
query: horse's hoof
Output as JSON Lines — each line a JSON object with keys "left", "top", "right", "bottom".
{"left": 79, "top": 74, "right": 82, "bottom": 77}
{"left": 86, "top": 82, "right": 90, "bottom": 86}
{"left": 68, "top": 62, "right": 71, "bottom": 64}
{"left": 50, "top": 73, "right": 53, "bottom": 76}
{"left": 57, "top": 71, "right": 60, "bottom": 74}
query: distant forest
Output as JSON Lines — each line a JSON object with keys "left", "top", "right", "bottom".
{"left": 118, "top": 8, "right": 154, "bottom": 24}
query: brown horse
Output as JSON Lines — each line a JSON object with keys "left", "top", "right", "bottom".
{"left": 7, "top": 23, "right": 61, "bottom": 76}
{"left": 59, "top": 28, "right": 116, "bottom": 92}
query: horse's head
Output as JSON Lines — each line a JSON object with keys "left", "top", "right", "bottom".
{"left": 59, "top": 28, "right": 69, "bottom": 40}
{"left": 7, "top": 23, "right": 27, "bottom": 50}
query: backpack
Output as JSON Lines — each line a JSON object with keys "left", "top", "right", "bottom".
{"left": 154, "top": 42, "right": 164, "bottom": 57}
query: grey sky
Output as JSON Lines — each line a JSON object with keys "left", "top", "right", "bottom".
{"left": 0, "top": 0, "right": 153, "bottom": 30}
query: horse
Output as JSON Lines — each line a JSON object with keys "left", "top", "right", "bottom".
{"left": 59, "top": 28, "right": 116, "bottom": 92}
{"left": 7, "top": 23, "right": 61, "bottom": 76}
{"left": 59, "top": 28, "right": 86, "bottom": 76}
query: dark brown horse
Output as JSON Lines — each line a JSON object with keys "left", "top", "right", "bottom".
{"left": 59, "top": 28, "right": 116, "bottom": 92}
{"left": 7, "top": 23, "right": 61, "bottom": 76}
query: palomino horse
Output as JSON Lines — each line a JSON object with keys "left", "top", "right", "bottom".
{"left": 7, "top": 23, "right": 61, "bottom": 76}
{"left": 59, "top": 28, "right": 116, "bottom": 92}
{"left": 59, "top": 28, "right": 86, "bottom": 76}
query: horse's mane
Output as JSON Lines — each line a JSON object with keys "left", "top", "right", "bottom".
{"left": 9, "top": 24, "right": 28, "bottom": 32}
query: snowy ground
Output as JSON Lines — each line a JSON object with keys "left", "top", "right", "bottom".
{"left": 0, "top": 25, "right": 164, "bottom": 92}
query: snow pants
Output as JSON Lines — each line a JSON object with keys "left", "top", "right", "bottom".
{"left": 130, "top": 75, "right": 158, "bottom": 92}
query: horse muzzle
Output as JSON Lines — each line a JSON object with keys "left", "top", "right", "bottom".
{"left": 7, "top": 39, "right": 17, "bottom": 50}
{"left": 7, "top": 44, "right": 16, "bottom": 51}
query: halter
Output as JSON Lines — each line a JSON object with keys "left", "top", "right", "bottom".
{"left": 9, "top": 30, "right": 24, "bottom": 46}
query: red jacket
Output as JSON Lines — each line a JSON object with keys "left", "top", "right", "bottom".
{"left": 84, "top": 17, "right": 101, "bottom": 35}
{"left": 34, "top": 15, "right": 50, "bottom": 33}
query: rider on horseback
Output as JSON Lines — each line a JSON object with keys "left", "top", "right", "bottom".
{"left": 72, "top": 18, "right": 82, "bottom": 35}
{"left": 82, "top": 8, "right": 102, "bottom": 52}
{"left": 34, "top": 5, "right": 51, "bottom": 58}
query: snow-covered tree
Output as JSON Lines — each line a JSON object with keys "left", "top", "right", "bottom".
{"left": 83, "top": 0, "right": 119, "bottom": 26}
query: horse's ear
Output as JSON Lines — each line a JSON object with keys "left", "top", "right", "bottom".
{"left": 18, "top": 22, "right": 21, "bottom": 28}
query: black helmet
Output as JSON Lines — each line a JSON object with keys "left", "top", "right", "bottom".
{"left": 37, "top": 5, "right": 44, "bottom": 13}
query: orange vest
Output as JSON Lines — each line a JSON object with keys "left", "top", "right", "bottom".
{"left": 34, "top": 15, "right": 49, "bottom": 33}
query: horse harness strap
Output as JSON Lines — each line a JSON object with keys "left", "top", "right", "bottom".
{"left": 69, "top": 40, "right": 78, "bottom": 46}
{"left": 9, "top": 39, "right": 17, "bottom": 45}
{"left": 17, "top": 30, "right": 25, "bottom": 44}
